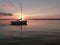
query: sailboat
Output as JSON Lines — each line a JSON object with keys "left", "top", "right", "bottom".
{"left": 11, "top": 1, "right": 27, "bottom": 25}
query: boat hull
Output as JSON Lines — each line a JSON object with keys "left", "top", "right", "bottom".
{"left": 11, "top": 21, "right": 27, "bottom": 25}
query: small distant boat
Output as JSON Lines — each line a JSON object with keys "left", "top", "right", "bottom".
{"left": 10, "top": 1, "right": 27, "bottom": 26}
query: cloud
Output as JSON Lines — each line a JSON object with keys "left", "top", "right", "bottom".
{"left": 0, "top": 2, "right": 14, "bottom": 11}
{"left": 2, "top": 2, "right": 13, "bottom": 8}
{"left": 0, "top": 2, "right": 20, "bottom": 13}
{"left": 0, "top": 12, "right": 13, "bottom": 16}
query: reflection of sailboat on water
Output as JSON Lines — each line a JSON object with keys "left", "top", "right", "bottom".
{"left": 11, "top": 1, "right": 27, "bottom": 25}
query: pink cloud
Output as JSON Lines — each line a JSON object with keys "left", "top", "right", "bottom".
{"left": 1, "top": 2, "right": 14, "bottom": 10}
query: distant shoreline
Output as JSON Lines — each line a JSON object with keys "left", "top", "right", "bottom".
{"left": 0, "top": 19, "right": 60, "bottom": 20}
{"left": 30, "top": 19, "right": 60, "bottom": 20}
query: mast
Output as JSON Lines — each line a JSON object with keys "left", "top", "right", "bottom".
{"left": 20, "top": 0, "right": 22, "bottom": 20}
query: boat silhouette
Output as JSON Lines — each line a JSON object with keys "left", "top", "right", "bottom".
{"left": 11, "top": 1, "right": 27, "bottom": 26}
{"left": 11, "top": 20, "right": 27, "bottom": 25}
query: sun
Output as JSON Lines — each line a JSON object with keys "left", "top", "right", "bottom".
{"left": 19, "top": 15, "right": 25, "bottom": 20}
{"left": 13, "top": 13, "right": 26, "bottom": 20}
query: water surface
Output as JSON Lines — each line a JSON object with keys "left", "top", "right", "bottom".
{"left": 0, "top": 20, "right": 60, "bottom": 37}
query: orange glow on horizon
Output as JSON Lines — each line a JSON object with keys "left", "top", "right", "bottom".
{"left": 13, "top": 13, "right": 27, "bottom": 20}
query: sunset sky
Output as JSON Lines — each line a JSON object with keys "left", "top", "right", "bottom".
{"left": 0, "top": 0, "right": 60, "bottom": 19}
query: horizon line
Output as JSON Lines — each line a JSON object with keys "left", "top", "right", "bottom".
{"left": 0, "top": 19, "right": 60, "bottom": 20}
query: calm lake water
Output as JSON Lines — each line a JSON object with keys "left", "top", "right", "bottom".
{"left": 0, "top": 20, "right": 60, "bottom": 38}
